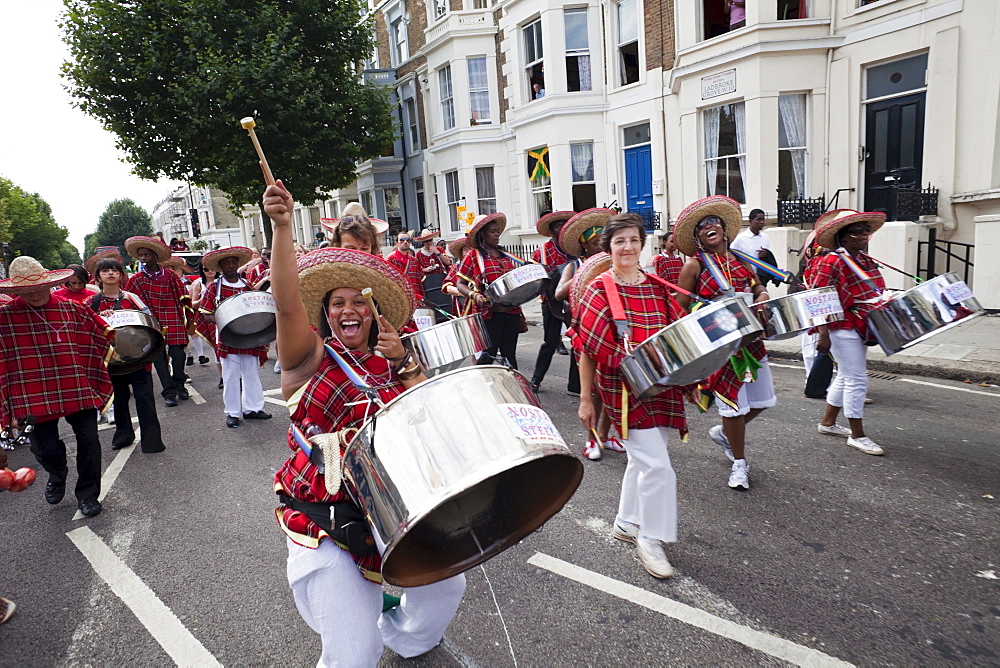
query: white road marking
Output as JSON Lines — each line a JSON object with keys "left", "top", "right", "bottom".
{"left": 66, "top": 526, "right": 222, "bottom": 667}
{"left": 184, "top": 382, "right": 206, "bottom": 404}
{"left": 527, "top": 552, "right": 853, "bottom": 667}
{"left": 99, "top": 417, "right": 139, "bottom": 432}
{"left": 898, "top": 378, "right": 1000, "bottom": 398}
{"left": 73, "top": 439, "right": 137, "bottom": 521}
{"left": 264, "top": 396, "right": 288, "bottom": 407}
{"left": 263, "top": 388, "right": 283, "bottom": 396}
{"left": 769, "top": 362, "right": 803, "bottom": 370}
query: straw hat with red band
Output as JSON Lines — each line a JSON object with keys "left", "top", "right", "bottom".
{"left": 535, "top": 210, "right": 576, "bottom": 238}
{"left": 85, "top": 249, "right": 121, "bottom": 275}
{"left": 448, "top": 237, "right": 467, "bottom": 258}
{"left": 202, "top": 246, "right": 254, "bottom": 274}
{"left": 125, "top": 236, "right": 172, "bottom": 263}
{"left": 297, "top": 248, "right": 415, "bottom": 332}
{"left": 414, "top": 228, "right": 437, "bottom": 243}
{"left": 568, "top": 252, "right": 612, "bottom": 317}
{"left": 673, "top": 195, "right": 743, "bottom": 257}
{"left": 559, "top": 208, "right": 616, "bottom": 258}
{"left": 466, "top": 212, "right": 507, "bottom": 249}
{"left": 161, "top": 257, "right": 188, "bottom": 272}
{"left": 0, "top": 256, "right": 74, "bottom": 295}
{"left": 814, "top": 209, "right": 886, "bottom": 250}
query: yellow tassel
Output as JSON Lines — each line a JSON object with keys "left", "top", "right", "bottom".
{"left": 621, "top": 384, "right": 629, "bottom": 440}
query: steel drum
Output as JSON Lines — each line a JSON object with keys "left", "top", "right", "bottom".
{"left": 402, "top": 313, "right": 490, "bottom": 376}
{"left": 867, "top": 272, "right": 983, "bottom": 355}
{"left": 105, "top": 310, "right": 164, "bottom": 376}
{"left": 620, "top": 297, "right": 763, "bottom": 397}
{"left": 342, "top": 365, "right": 583, "bottom": 587}
{"left": 486, "top": 264, "right": 550, "bottom": 307}
{"left": 215, "top": 291, "right": 277, "bottom": 348}
{"left": 752, "top": 287, "right": 844, "bottom": 340}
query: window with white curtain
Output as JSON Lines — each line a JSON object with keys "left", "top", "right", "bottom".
{"left": 476, "top": 167, "right": 497, "bottom": 214}
{"left": 445, "top": 170, "right": 462, "bottom": 233}
{"left": 390, "top": 16, "right": 408, "bottom": 66}
{"left": 404, "top": 98, "right": 420, "bottom": 152}
{"left": 468, "top": 57, "right": 491, "bottom": 124}
{"left": 523, "top": 19, "right": 544, "bottom": 100}
{"left": 439, "top": 65, "right": 455, "bottom": 131}
{"left": 570, "top": 142, "right": 596, "bottom": 211}
{"left": 433, "top": 0, "right": 448, "bottom": 20}
{"left": 778, "top": 94, "right": 808, "bottom": 200}
{"left": 616, "top": 0, "right": 639, "bottom": 86}
{"left": 703, "top": 102, "right": 746, "bottom": 202}
{"left": 564, "top": 8, "right": 591, "bottom": 92}
{"left": 527, "top": 146, "right": 552, "bottom": 218}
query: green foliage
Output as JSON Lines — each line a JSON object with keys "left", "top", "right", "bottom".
{"left": 190, "top": 238, "right": 209, "bottom": 251}
{"left": 58, "top": 241, "right": 83, "bottom": 267}
{"left": 60, "top": 0, "right": 397, "bottom": 240}
{"left": 0, "top": 176, "right": 71, "bottom": 269}
{"left": 89, "top": 199, "right": 154, "bottom": 261}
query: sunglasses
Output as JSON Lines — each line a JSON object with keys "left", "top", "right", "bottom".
{"left": 845, "top": 226, "right": 872, "bottom": 236}
{"left": 696, "top": 216, "right": 723, "bottom": 231}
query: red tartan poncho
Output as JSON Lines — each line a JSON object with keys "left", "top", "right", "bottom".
{"left": 0, "top": 296, "right": 113, "bottom": 427}
{"left": 809, "top": 251, "right": 885, "bottom": 339}
{"left": 651, "top": 253, "right": 684, "bottom": 286}
{"left": 199, "top": 277, "right": 268, "bottom": 364}
{"left": 126, "top": 266, "right": 193, "bottom": 346}
{"left": 386, "top": 249, "right": 425, "bottom": 301}
{"left": 274, "top": 340, "right": 405, "bottom": 583}
{"left": 577, "top": 273, "right": 689, "bottom": 438}
{"left": 455, "top": 248, "right": 522, "bottom": 319}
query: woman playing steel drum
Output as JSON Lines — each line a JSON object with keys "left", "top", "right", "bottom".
{"left": 263, "top": 181, "right": 465, "bottom": 667}
{"left": 675, "top": 196, "right": 776, "bottom": 491}
{"left": 810, "top": 209, "right": 887, "bottom": 456}
{"left": 575, "top": 213, "right": 698, "bottom": 579}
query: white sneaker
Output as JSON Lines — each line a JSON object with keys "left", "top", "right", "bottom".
{"left": 273, "top": 360, "right": 282, "bottom": 374}
{"left": 847, "top": 436, "right": 884, "bottom": 456}
{"left": 728, "top": 459, "right": 750, "bottom": 490}
{"left": 106, "top": 405, "right": 115, "bottom": 425}
{"left": 636, "top": 537, "right": 674, "bottom": 578}
{"left": 612, "top": 519, "right": 639, "bottom": 544}
{"left": 709, "top": 425, "right": 734, "bottom": 461}
{"left": 581, "top": 440, "right": 602, "bottom": 461}
{"left": 603, "top": 436, "right": 626, "bottom": 453}
{"left": 818, "top": 423, "right": 852, "bottom": 437}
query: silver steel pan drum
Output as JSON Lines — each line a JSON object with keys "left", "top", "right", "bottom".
{"left": 402, "top": 313, "right": 490, "bottom": 376}
{"left": 620, "top": 297, "right": 763, "bottom": 398}
{"left": 485, "top": 264, "right": 550, "bottom": 307}
{"left": 867, "top": 272, "right": 983, "bottom": 355}
{"left": 215, "top": 291, "right": 277, "bottom": 348}
{"left": 105, "top": 310, "right": 164, "bottom": 376}
{"left": 752, "top": 287, "right": 844, "bottom": 340}
{"left": 342, "top": 365, "right": 583, "bottom": 587}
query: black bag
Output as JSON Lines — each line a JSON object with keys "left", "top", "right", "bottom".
{"left": 545, "top": 261, "right": 574, "bottom": 325}
{"left": 804, "top": 351, "right": 834, "bottom": 398}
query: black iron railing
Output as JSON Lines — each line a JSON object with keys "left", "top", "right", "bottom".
{"left": 917, "top": 226, "right": 974, "bottom": 284}
{"left": 893, "top": 183, "right": 939, "bottom": 221}
{"left": 638, "top": 211, "right": 662, "bottom": 233}
{"left": 777, "top": 194, "right": 825, "bottom": 228}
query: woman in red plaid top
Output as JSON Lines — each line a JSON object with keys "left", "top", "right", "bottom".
{"left": 263, "top": 181, "right": 465, "bottom": 666}
{"left": 650, "top": 232, "right": 684, "bottom": 285}
{"left": 576, "top": 214, "right": 697, "bottom": 580}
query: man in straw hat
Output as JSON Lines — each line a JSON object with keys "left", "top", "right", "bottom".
{"left": 413, "top": 227, "right": 451, "bottom": 276}
{"left": 386, "top": 229, "right": 425, "bottom": 302}
{"left": 674, "top": 196, "right": 777, "bottom": 491}
{"left": 0, "top": 256, "right": 114, "bottom": 517}
{"left": 200, "top": 246, "right": 271, "bottom": 428}
{"left": 263, "top": 180, "right": 465, "bottom": 665}
{"left": 527, "top": 210, "right": 575, "bottom": 394}
{"left": 125, "top": 236, "right": 195, "bottom": 407}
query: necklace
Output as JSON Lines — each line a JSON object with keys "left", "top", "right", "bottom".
{"left": 613, "top": 267, "right": 645, "bottom": 286}
{"left": 25, "top": 304, "right": 69, "bottom": 342}
{"left": 708, "top": 252, "right": 734, "bottom": 286}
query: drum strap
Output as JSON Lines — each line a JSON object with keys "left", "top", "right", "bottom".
{"left": 599, "top": 272, "right": 633, "bottom": 439}
{"left": 698, "top": 251, "right": 734, "bottom": 296}
{"left": 834, "top": 249, "right": 883, "bottom": 295}
{"left": 730, "top": 248, "right": 795, "bottom": 283}
{"left": 276, "top": 494, "right": 376, "bottom": 557}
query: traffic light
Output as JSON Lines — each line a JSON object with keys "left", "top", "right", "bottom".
{"left": 189, "top": 209, "right": 201, "bottom": 238}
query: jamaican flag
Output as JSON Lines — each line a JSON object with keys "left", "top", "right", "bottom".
{"left": 528, "top": 146, "right": 550, "bottom": 181}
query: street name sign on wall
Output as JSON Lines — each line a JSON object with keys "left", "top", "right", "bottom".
{"left": 702, "top": 69, "right": 737, "bottom": 100}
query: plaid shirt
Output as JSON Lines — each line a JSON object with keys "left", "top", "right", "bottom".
{"left": 88, "top": 291, "right": 154, "bottom": 372}
{"left": 52, "top": 286, "right": 99, "bottom": 304}
{"left": 386, "top": 249, "right": 425, "bottom": 301}
{"left": 415, "top": 248, "right": 447, "bottom": 275}
{"left": 199, "top": 278, "right": 268, "bottom": 363}
{"left": 810, "top": 251, "right": 885, "bottom": 336}
{"left": 651, "top": 253, "right": 684, "bottom": 286}
{"left": 0, "top": 296, "right": 113, "bottom": 427}
{"left": 695, "top": 254, "right": 767, "bottom": 408}
{"left": 245, "top": 263, "right": 269, "bottom": 287}
{"left": 126, "top": 266, "right": 193, "bottom": 345}
{"left": 442, "top": 263, "right": 470, "bottom": 316}
{"left": 455, "top": 248, "right": 522, "bottom": 319}
{"left": 274, "top": 341, "right": 404, "bottom": 583}
{"left": 577, "top": 274, "right": 689, "bottom": 437}
{"left": 531, "top": 240, "right": 570, "bottom": 274}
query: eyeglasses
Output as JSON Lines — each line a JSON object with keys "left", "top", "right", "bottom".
{"left": 845, "top": 226, "right": 872, "bottom": 236}
{"left": 398, "top": 237, "right": 411, "bottom": 243}
{"left": 696, "top": 216, "right": 723, "bottom": 231}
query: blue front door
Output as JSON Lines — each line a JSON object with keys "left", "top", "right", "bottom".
{"left": 624, "top": 145, "right": 653, "bottom": 227}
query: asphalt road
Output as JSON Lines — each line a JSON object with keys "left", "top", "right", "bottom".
{"left": 2, "top": 323, "right": 998, "bottom": 666}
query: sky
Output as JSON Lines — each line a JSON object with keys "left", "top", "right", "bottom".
{"left": 1, "top": 1, "right": 185, "bottom": 253}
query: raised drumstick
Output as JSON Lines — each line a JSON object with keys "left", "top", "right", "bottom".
{"left": 240, "top": 117, "right": 275, "bottom": 185}
{"left": 361, "top": 288, "right": 379, "bottom": 320}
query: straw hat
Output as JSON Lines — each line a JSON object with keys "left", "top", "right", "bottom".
{"left": 0, "top": 256, "right": 74, "bottom": 295}
{"left": 448, "top": 237, "right": 467, "bottom": 259}
{"left": 202, "top": 246, "right": 254, "bottom": 273}
{"left": 414, "top": 228, "right": 437, "bottom": 243}
{"left": 814, "top": 209, "right": 886, "bottom": 250}
{"left": 85, "top": 249, "right": 121, "bottom": 275}
{"left": 466, "top": 212, "right": 507, "bottom": 249}
{"left": 559, "top": 208, "right": 616, "bottom": 258}
{"left": 568, "top": 252, "right": 612, "bottom": 317}
{"left": 297, "top": 248, "right": 415, "bottom": 331}
{"left": 535, "top": 210, "right": 576, "bottom": 238}
{"left": 125, "top": 236, "right": 172, "bottom": 263}
{"left": 673, "top": 196, "right": 743, "bottom": 257}
{"left": 161, "top": 257, "right": 188, "bottom": 272}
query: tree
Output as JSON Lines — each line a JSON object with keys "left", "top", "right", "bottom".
{"left": 0, "top": 176, "right": 71, "bottom": 269}
{"left": 58, "top": 241, "right": 83, "bottom": 267}
{"left": 61, "top": 0, "right": 397, "bottom": 247}
{"left": 90, "top": 199, "right": 154, "bottom": 262}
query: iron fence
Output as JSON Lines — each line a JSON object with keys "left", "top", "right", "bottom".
{"left": 777, "top": 195, "right": 825, "bottom": 228}
{"left": 917, "top": 226, "right": 974, "bottom": 284}
{"left": 893, "top": 183, "right": 939, "bottom": 221}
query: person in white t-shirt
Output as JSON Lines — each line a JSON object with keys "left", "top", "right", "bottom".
{"left": 730, "top": 208, "right": 771, "bottom": 259}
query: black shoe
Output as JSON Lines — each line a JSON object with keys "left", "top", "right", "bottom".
{"left": 111, "top": 439, "right": 134, "bottom": 451}
{"left": 226, "top": 416, "right": 240, "bottom": 428}
{"left": 186, "top": 356, "right": 194, "bottom": 366}
{"left": 45, "top": 481, "right": 66, "bottom": 505}
{"left": 556, "top": 344, "right": 569, "bottom": 356}
{"left": 177, "top": 388, "right": 190, "bottom": 400}
{"left": 218, "top": 378, "right": 224, "bottom": 389}
{"left": 243, "top": 410, "right": 272, "bottom": 420}
{"left": 529, "top": 380, "right": 541, "bottom": 393}
{"left": 199, "top": 356, "right": 210, "bottom": 365}
{"left": 79, "top": 498, "right": 102, "bottom": 517}
{"left": 164, "top": 397, "right": 179, "bottom": 407}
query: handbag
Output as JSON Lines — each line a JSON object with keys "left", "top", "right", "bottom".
{"left": 804, "top": 351, "right": 834, "bottom": 398}
{"left": 519, "top": 313, "right": 529, "bottom": 333}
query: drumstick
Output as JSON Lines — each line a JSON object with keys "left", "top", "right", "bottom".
{"left": 362, "top": 288, "right": 379, "bottom": 319}
{"left": 590, "top": 428, "right": 605, "bottom": 450}
{"left": 239, "top": 117, "right": 275, "bottom": 186}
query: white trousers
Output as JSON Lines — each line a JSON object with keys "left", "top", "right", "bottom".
{"left": 221, "top": 353, "right": 265, "bottom": 417}
{"left": 826, "top": 328, "right": 868, "bottom": 419}
{"left": 617, "top": 426, "right": 677, "bottom": 544}
{"left": 286, "top": 538, "right": 466, "bottom": 667}
{"left": 716, "top": 357, "right": 777, "bottom": 418}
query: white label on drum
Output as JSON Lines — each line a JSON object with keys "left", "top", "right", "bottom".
{"left": 942, "top": 281, "right": 973, "bottom": 304}
{"left": 801, "top": 291, "right": 842, "bottom": 319}
{"left": 506, "top": 264, "right": 546, "bottom": 282}
{"left": 499, "top": 403, "right": 566, "bottom": 446}
{"left": 414, "top": 313, "right": 435, "bottom": 330}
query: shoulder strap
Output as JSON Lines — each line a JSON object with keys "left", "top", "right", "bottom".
{"left": 643, "top": 272, "right": 692, "bottom": 319}
{"left": 599, "top": 271, "right": 631, "bottom": 346}
{"left": 89, "top": 293, "right": 103, "bottom": 312}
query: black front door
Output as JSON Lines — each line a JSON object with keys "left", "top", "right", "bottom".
{"left": 863, "top": 92, "right": 925, "bottom": 221}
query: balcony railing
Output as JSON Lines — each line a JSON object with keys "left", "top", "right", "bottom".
{"left": 777, "top": 194, "right": 825, "bottom": 228}
{"left": 893, "top": 183, "right": 939, "bottom": 221}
